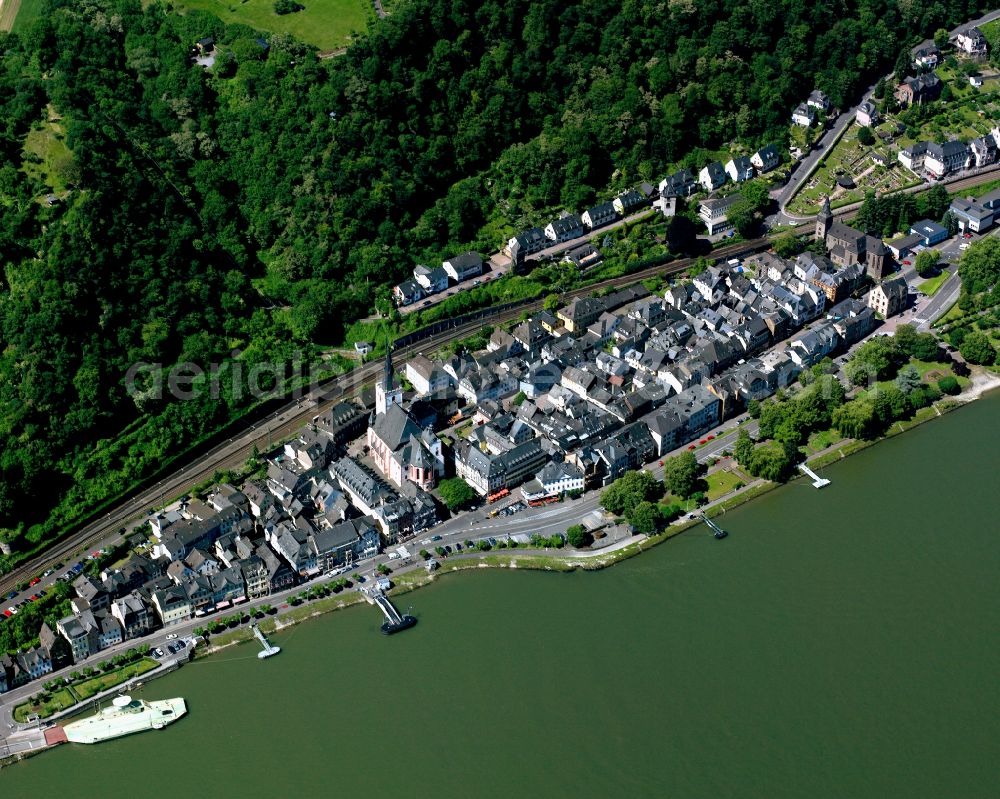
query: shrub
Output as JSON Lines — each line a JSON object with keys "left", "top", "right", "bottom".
{"left": 937, "top": 375, "right": 960, "bottom": 395}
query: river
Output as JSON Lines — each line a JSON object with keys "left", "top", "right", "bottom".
{"left": 3, "top": 394, "right": 999, "bottom": 797}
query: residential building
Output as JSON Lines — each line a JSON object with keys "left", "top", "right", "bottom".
{"left": 969, "top": 135, "right": 997, "bottom": 168}
{"left": 956, "top": 26, "right": 987, "bottom": 56}
{"left": 791, "top": 103, "right": 815, "bottom": 127}
{"left": 393, "top": 279, "right": 423, "bottom": 306}
{"left": 405, "top": 354, "right": 452, "bottom": 396}
{"left": 887, "top": 233, "right": 925, "bottom": 260}
{"left": 442, "top": 251, "right": 484, "bottom": 282}
{"left": 912, "top": 44, "right": 940, "bottom": 69}
{"left": 898, "top": 141, "right": 928, "bottom": 172}
{"left": 895, "top": 73, "right": 942, "bottom": 106}
{"left": 413, "top": 264, "right": 449, "bottom": 294}
{"left": 582, "top": 201, "right": 616, "bottom": 229}
{"left": 151, "top": 585, "right": 193, "bottom": 627}
{"left": 544, "top": 213, "right": 584, "bottom": 242}
{"left": 807, "top": 90, "right": 829, "bottom": 112}
{"left": 613, "top": 189, "right": 645, "bottom": 216}
{"left": 909, "top": 219, "right": 948, "bottom": 246}
{"left": 724, "top": 156, "right": 754, "bottom": 183}
{"left": 699, "top": 193, "right": 744, "bottom": 236}
{"left": 557, "top": 297, "right": 605, "bottom": 333}
{"left": 869, "top": 277, "right": 908, "bottom": 317}
{"left": 521, "top": 461, "right": 585, "bottom": 501}
{"left": 855, "top": 100, "right": 879, "bottom": 127}
{"left": 507, "top": 227, "right": 547, "bottom": 267}
{"left": 455, "top": 438, "right": 547, "bottom": 496}
{"left": 699, "top": 161, "right": 727, "bottom": 191}
{"left": 110, "top": 592, "right": 153, "bottom": 639}
{"left": 924, "top": 141, "right": 969, "bottom": 177}
{"left": 750, "top": 144, "right": 781, "bottom": 173}
{"left": 658, "top": 168, "right": 697, "bottom": 197}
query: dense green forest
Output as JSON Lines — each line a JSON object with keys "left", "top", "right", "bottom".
{"left": 0, "top": 0, "right": 992, "bottom": 569}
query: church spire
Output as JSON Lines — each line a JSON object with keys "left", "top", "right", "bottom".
{"left": 383, "top": 329, "right": 395, "bottom": 392}
{"left": 815, "top": 195, "right": 833, "bottom": 241}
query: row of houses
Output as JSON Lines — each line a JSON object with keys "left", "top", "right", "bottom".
{"left": 1, "top": 411, "right": 429, "bottom": 692}
{"left": 394, "top": 251, "right": 485, "bottom": 306}
{"left": 387, "top": 226, "right": 906, "bottom": 502}
{"left": 505, "top": 186, "right": 659, "bottom": 267}
{"left": 898, "top": 127, "right": 1000, "bottom": 179}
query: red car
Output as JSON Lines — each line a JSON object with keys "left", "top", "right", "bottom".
{"left": 707, "top": 435, "right": 715, "bottom": 441}
{"left": 2, "top": 610, "right": 11, "bottom": 618}
{"left": 687, "top": 444, "right": 696, "bottom": 451}
{"left": 903, "top": 259, "right": 911, "bottom": 265}
{"left": 28, "top": 577, "right": 40, "bottom": 586}
{"left": 29, "top": 594, "right": 40, "bottom": 602}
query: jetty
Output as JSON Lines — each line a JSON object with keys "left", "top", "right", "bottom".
{"left": 699, "top": 513, "right": 728, "bottom": 539}
{"left": 798, "top": 463, "right": 831, "bottom": 488}
{"left": 251, "top": 624, "right": 281, "bottom": 659}
{"left": 365, "top": 588, "right": 417, "bottom": 635}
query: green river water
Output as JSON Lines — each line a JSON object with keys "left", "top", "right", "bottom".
{"left": 3, "top": 394, "right": 999, "bottom": 797}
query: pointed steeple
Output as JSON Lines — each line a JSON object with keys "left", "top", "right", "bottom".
{"left": 383, "top": 330, "right": 395, "bottom": 393}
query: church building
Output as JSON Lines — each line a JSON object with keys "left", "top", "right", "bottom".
{"left": 815, "top": 196, "right": 891, "bottom": 281}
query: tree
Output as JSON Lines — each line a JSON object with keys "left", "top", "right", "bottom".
{"left": 894, "top": 364, "right": 922, "bottom": 395}
{"left": 914, "top": 249, "right": 938, "bottom": 278}
{"left": 438, "top": 478, "right": 476, "bottom": 512}
{"left": 933, "top": 28, "right": 949, "bottom": 49}
{"left": 872, "top": 77, "right": 887, "bottom": 100}
{"left": 772, "top": 233, "right": 804, "bottom": 258}
{"left": 959, "top": 331, "right": 997, "bottom": 365}
{"left": 747, "top": 398, "right": 761, "bottom": 419}
{"left": 565, "top": 524, "right": 591, "bottom": 548}
{"left": 744, "top": 441, "right": 795, "bottom": 482}
{"left": 857, "top": 126, "right": 875, "bottom": 146}
{"left": 845, "top": 337, "right": 904, "bottom": 385}
{"left": 600, "top": 470, "right": 662, "bottom": 516}
{"left": 734, "top": 427, "right": 754, "bottom": 465}
{"left": 543, "top": 294, "right": 560, "bottom": 312}
{"left": 894, "top": 48, "right": 912, "bottom": 80}
{"left": 662, "top": 451, "right": 704, "bottom": 499}
{"left": 511, "top": 391, "right": 527, "bottom": 406}
{"left": 958, "top": 239, "right": 1000, "bottom": 295}
{"left": 628, "top": 501, "right": 659, "bottom": 535}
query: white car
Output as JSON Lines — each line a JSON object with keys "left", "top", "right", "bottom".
{"left": 165, "top": 633, "right": 178, "bottom": 640}
{"left": 959, "top": 243, "right": 970, "bottom": 250}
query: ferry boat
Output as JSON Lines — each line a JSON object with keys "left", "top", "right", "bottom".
{"left": 381, "top": 614, "right": 417, "bottom": 635}
{"left": 62, "top": 695, "right": 187, "bottom": 744}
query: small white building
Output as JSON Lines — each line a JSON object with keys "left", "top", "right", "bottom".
{"left": 791, "top": 103, "right": 815, "bottom": 127}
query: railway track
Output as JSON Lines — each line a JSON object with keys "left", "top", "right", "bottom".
{"left": 4, "top": 166, "right": 998, "bottom": 589}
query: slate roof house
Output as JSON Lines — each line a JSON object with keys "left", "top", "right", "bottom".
{"left": 924, "top": 140, "right": 969, "bottom": 178}
{"left": 869, "top": 277, "right": 908, "bottom": 318}
{"left": 544, "top": 213, "right": 585, "bottom": 243}
{"left": 750, "top": 144, "right": 781, "bottom": 173}
{"left": 724, "top": 156, "right": 754, "bottom": 183}
{"left": 613, "top": 189, "right": 646, "bottom": 216}
{"left": 507, "top": 227, "right": 547, "bottom": 267}
{"left": 698, "top": 161, "right": 727, "bottom": 191}
{"left": 895, "top": 73, "right": 941, "bottom": 106}
{"left": 442, "top": 251, "right": 484, "bottom": 281}
{"left": 582, "top": 201, "right": 616, "bottom": 229}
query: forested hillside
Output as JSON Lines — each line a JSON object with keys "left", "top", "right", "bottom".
{"left": 0, "top": 0, "right": 990, "bottom": 566}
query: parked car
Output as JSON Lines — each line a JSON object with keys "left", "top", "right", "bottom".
{"left": 153, "top": 648, "right": 165, "bottom": 658}
{"left": 29, "top": 577, "right": 40, "bottom": 586}
{"left": 430, "top": 535, "right": 443, "bottom": 541}
{"left": 165, "top": 633, "right": 178, "bottom": 640}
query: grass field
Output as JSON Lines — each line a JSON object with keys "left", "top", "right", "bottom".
{"left": 917, "top": 271, "right": 949, "bottom": 296}
{"left": 704, "top": 468, "right": 745, "bottom": 501}
{"left": 172, "top": 0, "right": 369, "bottom": 51}
{"left": 0, "top": 0, "right": 21, "bottom": 32}
{"left": 22, "top": 118, "right": 74, "bottom": 195}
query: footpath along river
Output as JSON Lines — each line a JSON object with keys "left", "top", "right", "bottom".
{"left": 3, "top": 393, "right": 999, "bottom": 797}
